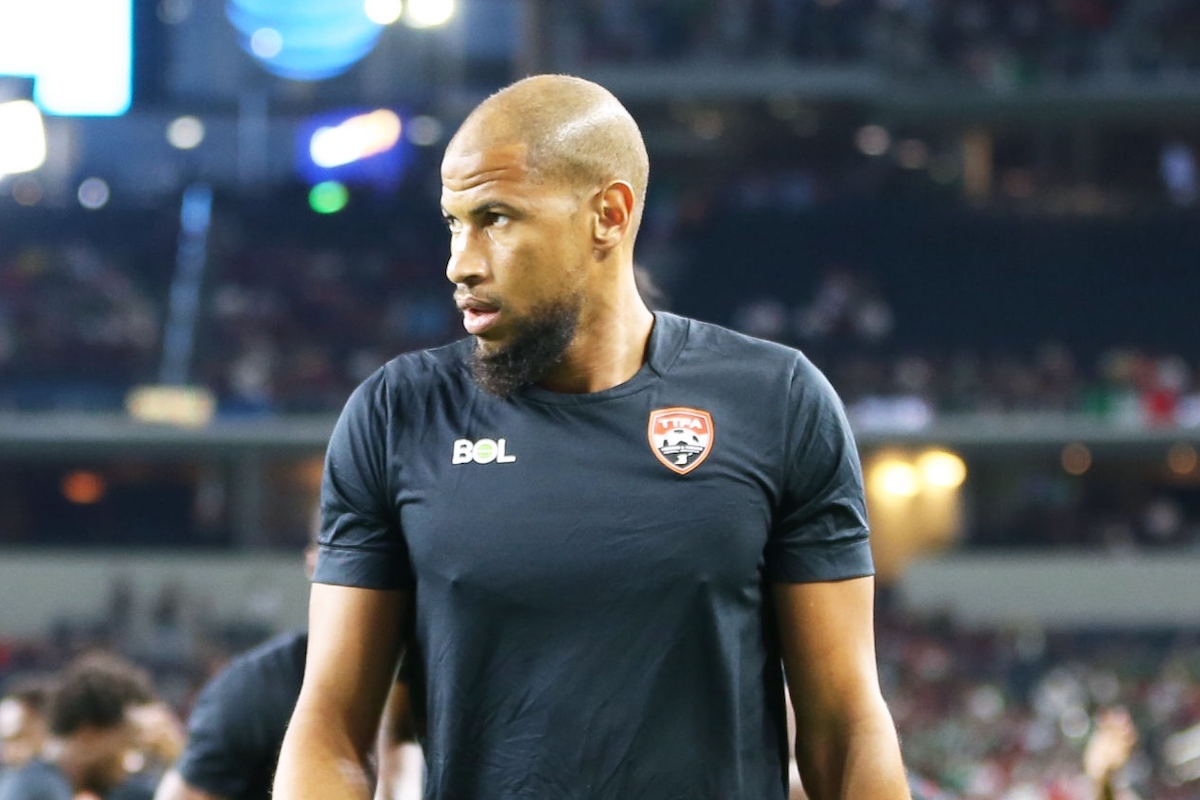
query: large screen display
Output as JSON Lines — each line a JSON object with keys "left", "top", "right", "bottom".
{"left": 0, "top": 0, "right": 132, "bottom": 116}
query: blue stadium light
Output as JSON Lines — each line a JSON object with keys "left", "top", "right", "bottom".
{"left": 226, "top": 0, "right": 385, "bottom": 81}
{"left": 0, "top": 0, "right": 132, "bottom": 116}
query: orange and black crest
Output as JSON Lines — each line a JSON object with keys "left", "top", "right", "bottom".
{"left": 648, "top": 407, "right": 714, "bottom": 475}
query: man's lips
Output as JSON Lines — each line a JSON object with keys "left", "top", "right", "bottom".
{"left": 455, "top": 295, "right": 501, "bottom": 335}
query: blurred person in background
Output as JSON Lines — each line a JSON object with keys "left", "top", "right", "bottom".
{"left": 0, "top": 653, "right": 157, "bottom": 800}
{"left": 275, "top": 74, "right": 908, "bottom": 799}
{"left": 0, "top": 677, "right": 52, "bottom": 781}
{"left": 1085, "top": 707, "right": 1139, "bottom": 800}
{"left": 154, "top": 521, "right": 421, "bottom": 800}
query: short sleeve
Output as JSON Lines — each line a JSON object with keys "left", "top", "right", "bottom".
{"left": 765, "top": 355, "right": 874, "bottom": 583}
{"left": 313, "top": 367, "right": 414, "bottom": 590}
{"left": 175, "top": 665, "right": 262, "bottom": 797}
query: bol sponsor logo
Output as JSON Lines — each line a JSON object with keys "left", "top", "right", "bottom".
{"left": 452, "top": 437, "right": 517, "bottom": 465}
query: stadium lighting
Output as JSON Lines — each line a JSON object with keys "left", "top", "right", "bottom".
{"left": 309, "top": 181, "right": 349, "bottom": 214}
{"left": 916, "top": 450, "right": 967, "bottom": 489}
{"left": 166, "top": 115, "right": 205, "bottom": 150}
{"left": 250, "top": 27, "right": 284, "bottom": 59}
{"left": 873, "top": 460, "right": 920, "bottom": 498}
{"left": 1061, "top": 442, "right": 1092, "bottom": 476}
{"left": 0, "top": 0, "right": 132, "bottom": 116}
{"left": 405, "top": 114, "right": 443, "bottom": 146}
{"left": 365, "top": 0, "right": 403, "bottom": 25}
{"left": 77, "top": 177, "right": 111, "bottom": 210}
{"left": 405, "top": 0, "right": 454, "bottom": 28}
{"left": 226, "top": 0, "right": 385, "bottom": 81}
{"left": 855, "top": 124, "right": 890, "bottom": 157}
{"left": 309, "top": 108, "right": 401, "bottom": 168}
{"left": 0, "top": 100, "right": 47, "bottom": 178}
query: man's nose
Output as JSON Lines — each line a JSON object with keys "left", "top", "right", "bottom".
{"left": 446, "top": 232, "right": 488, "bottom": 287}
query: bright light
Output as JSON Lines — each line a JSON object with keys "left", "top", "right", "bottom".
{"left": 365, "top": 0, "right": 403, "bottom": 25}
{"left": 77, "top": 177, "right": 111, "bottom": 210}
{"left": 250, "top": 27, "right": 284, "bottom": 59}
{"left": 166, "top": 115, "right": 205, "bottom": 150}
{"left": 1061, "top": 443, "right": 1092, "bottom": 476}
{"left": 0, "top": 0, "right": 132, "bottom": 116}
{"left": 310, "top": 109, "right": 401, "bottom": 168}
{"left": 309, "top": 181, "right": 349, "bottom": 214}
{"left": 0, "top": 100, "right": 47, "bottom": 177}
{"left": 895, "top": 139, "right": 929, "bottom": 170}
{"left": 227, "top": 0, "right": 385, "bottom": 81}
{"left": 12, "top": 177, "right": 43, "bottom": 205}
{"left": 126, "top": 385, "right": 215, "bottom": 427}
{"left": 917, "top": 450, "right": 967, "bottom": 489}
{"left": 1168, "top": 443, "right": 1198, "bottom": 476}
{"left": 855, "top": 124, "right": 891, "bottom": 157}
{"left": 874, "top": 460, "right": 920, "bottom": 498}
{"left": 405, "top": 0, "right": 454, "bottom": 28}
{"left": 405, "top": 114, "right": 443, "bottom": 146}
{"left": 62, "top": 471, "right": 106, "bottom": 505}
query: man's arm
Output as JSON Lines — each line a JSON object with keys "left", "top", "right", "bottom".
{"left": 773, "top": 576, "right": 910, "bottom": 800}
{"left": 273, "top": 584, "right": 408, "bottom": 800}
{"left": 152, "top": 770, "right": 226, "bottom": 800}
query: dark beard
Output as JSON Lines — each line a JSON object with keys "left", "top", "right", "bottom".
{"left": 471, "top": 300, "right": 580, "bottom": 397}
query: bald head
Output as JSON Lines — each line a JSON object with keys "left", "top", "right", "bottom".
{"left": 448, "top": 74, "right": 650, "bottom": 233}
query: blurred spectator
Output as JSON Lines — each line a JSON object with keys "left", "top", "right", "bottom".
{"left": 0, "top": 677, "right": 51, "bottom": 774}
{"left": 0, "top": 653, "right": 158, "bottom": 800}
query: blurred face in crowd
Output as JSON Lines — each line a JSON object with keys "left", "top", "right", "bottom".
{"left": 441, "top": 132, "right": 594, "bottom": 396}
{"left": 0, "top": 697, "right": 47, "bottom": 767}
{"left": 64, "top": 717, "right": 138, "bottom": 794}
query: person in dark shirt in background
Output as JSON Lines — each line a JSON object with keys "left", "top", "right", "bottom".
{"left": 154, "top": 524, "right": 421, "bottom": 800}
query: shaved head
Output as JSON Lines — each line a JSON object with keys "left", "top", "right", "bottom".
{"left": 447, "top": 74, "right": 650, "bottom": 234}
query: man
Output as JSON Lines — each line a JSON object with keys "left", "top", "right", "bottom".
{"left": 0, "top": 654, "right": 157, "bottom": 800}
{"left": 275, "top": 74, "right": 910, "bottom": 799}
{"left": 0, "top": 677, "right": 51, "bottom": 778}
{"left": 154, "top": 527, "right": 421, "bottom": 800}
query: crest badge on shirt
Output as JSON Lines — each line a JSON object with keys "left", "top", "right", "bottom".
{"left": 648, "top": 407, "right": 714, "bottom": 475}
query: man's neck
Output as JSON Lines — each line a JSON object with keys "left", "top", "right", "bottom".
{"left": 538, "top": 289, "right": 654, "bottom": 395}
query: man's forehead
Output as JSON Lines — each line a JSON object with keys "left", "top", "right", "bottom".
{"left": 441, "top": 140, "right": 531, "bottom": 193}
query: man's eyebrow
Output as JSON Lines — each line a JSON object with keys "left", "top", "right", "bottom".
{"left": 468, "top": 200, "right": 520, "bottom": 217}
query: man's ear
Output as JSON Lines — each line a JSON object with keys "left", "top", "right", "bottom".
{"left": 592, "top": 181, "right": 636, "bottom": 252}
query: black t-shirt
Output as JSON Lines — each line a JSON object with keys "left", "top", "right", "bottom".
{"left": 0, "top": 759, "right": 72, "bottom": 800}
{"left": 315, "top": 312, "right": 874, "bottom": 799}
{"left": 175, "top": 629, "right": 307, "bottom": 800}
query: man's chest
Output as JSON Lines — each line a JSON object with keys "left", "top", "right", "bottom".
{"left": 390, "top": 398, "right": 782, "bottom": 604}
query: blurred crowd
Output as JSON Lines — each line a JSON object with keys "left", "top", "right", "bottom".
{"left": 552, "top": 0, "right": 1200, "bottom": 82}
{"left": 4, "top": 234, "right": 1200, "bottom": 427}
{"left": 878, "top": 609, "right": 1200, "bottom": 799}
{"left": 4, "top": 596, "right": 1198, "bottom": 799}
{"left": 730, "top": 269, "right": 1200, "bottom": 425}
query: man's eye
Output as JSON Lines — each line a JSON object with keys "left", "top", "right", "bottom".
{"left": 444, "top": 217, "right": 462, "bottom": 233}
{"left": 488, "top": 213, "right": 510, "bottom": 227}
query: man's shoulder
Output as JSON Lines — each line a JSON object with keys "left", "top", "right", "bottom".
{"left": 195, "top": 628, "right": 307, "bottom": 715}
{"left": 348, "top": 339, "right": 473, "bottom": 408}
{"left": 210, "top": 629, "right": 307, "bottom": 689}
{"left": 382, "top": 339, "right": 473, "bottom": 386}
{"left": 665, "top": 312, "right": 809, "bottom": 374}
{"left": 228, "top": 628, "right": 308, "bottom": 676}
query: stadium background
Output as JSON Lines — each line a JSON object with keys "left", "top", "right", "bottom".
{"left": 2, "top": 0, "right": 1200, "bottom": 797}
